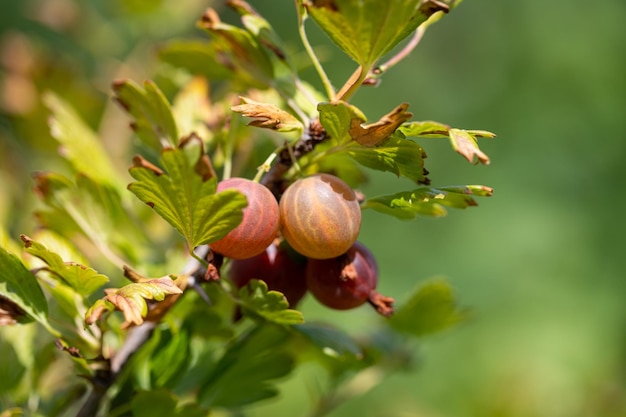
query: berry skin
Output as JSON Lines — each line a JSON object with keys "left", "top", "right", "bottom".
{"left": 228, "top": 242, "right": 308, "bottom": 307}
{"left": 305, "top": 241, "right": 377, "bottom": 310}
{"left": 279, "top": 173, "right": 361, "bottom": 259}
{"left": 210, "top": 178, "right": 279, "bottom": 260}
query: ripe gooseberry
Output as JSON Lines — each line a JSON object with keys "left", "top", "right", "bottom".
{"left": 279, "top": 173, "right": 361, "bottom": 259}
{"left": 210, "top": 178, "right": 279, "bottom": 260}
{"left": 228, "top": 241, "right": 308, "bottom": 307}
{"left": 305, "top": 241, "right": 377, "bottom": 310}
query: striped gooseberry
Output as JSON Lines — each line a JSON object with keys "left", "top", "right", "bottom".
{"left": 279, "top": 174, "right": 361, "bottom": 259}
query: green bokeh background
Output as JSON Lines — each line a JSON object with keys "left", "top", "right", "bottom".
{"left": 1, "top": 0, "right": 625, "bottom": 416}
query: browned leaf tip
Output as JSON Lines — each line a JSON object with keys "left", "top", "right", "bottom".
{"left": 0, "top": 295, "right": 27, "bottom": 326}
{"left": 418, "top": 0, "right": 450, "bottom": 16}
{"left": 349, "top": 103, "right": 413, "bottom": 147}
{"left": 20, "top": 234, "right": 33, "bottom": 248}
{"left": 449, "top": 129, "right": 490, "bottom": 165}
{"left": 55, "top": 339, "right": 83, "bottom": 358}
{"left": 205, "top": 250, "right": 224, "bottom": 281}
{"left": 199, "top": 8, "right": 220, "bottom": 29}
{"left": 131, "top": 155, "right": 164, "bottom": 175}
{"left": 231, "top": 97, "right": 301, "bottom": 132}
{"left": 368, "top": 291, "right": 395, "bottom": 317}
{"left": 179, "top": 133, "right": 216, "bottom": 181}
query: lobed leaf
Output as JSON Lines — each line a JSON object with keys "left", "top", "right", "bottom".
{"left": 43, "top": 92, "right": 120, "bottom": 186}
{"left": 198, "top": 324, "right": 295, "bottom": 407}
{"left": 113, "top": 80, "right": 179, "bottom": 150}
{"left": 21, "top": 235, "right": 108, "bottom": 297}
{"left": 88, "top": 277, "right": 182, "bottom": 326}
{"left": 389, "top": 278, "right": 468, "bottom": 337}
{"left": 239, "top": 280, "right": 304, "bottom": 325}
{"left": 127, "top": 143, "right": 247, "bottom": 249}
{"left": 318, "top": 101, "right": 366, "bottom": 143}
{"left": 400, "top": 122, "right": 495, "bottom": 165}
{"left": 348, "top": 103, "right": 413, "bottom": 147}
{"left": 302, "top": 0, "right": 454, "bottom": 67}
{"left": 362, "top": 185, "right": 493, "bottom": 219}
{"left": 0, "top": 247, "right": 48, "bottom": 326}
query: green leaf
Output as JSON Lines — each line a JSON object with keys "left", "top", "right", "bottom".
{"left": 131, "top": 389, "right": 177, "bottom": 417}
{"left": 318, "top": 101, "right": 366, "bottom": 143}
{"left": 347, "top": 135, "right": 428, "bottom": 184}
{"left": 198, "top": 324, "right": 295, "bottom": 407}
{"left": 21, "top": 235, "right": 108, "bottom": 297}
{"left": 198, "top": 8, "right": 274, "bottom": 87}
{"left": 389, "top": 278, "right": 468, "bottom": 337}
{"left": 158, "top": 40, "right": 235, "bottom": 80}
{"left": 400, "top": 122, "right": 495, "bottom": 165}
{"left": 113, "top": 79, "right": 179, "bottom": 150}
{"left": 0, "top": 247, "right": 48, "bottom": 326}
{"left": 127, "top": 143, "right": 247, "bottom": 249}
{"left": 171, "top": 77, "right": 213, "bottom": 143}
{"left": 33, "top": 172, "right": 146, "bottom": 265}
{"left": 294, "top": 323, "right": 362, "bottom": 362}
{"left": 362, "top": 185, "right": 493, "bottom": 219}
{"left": 42, "top": 92, "right": 120, "bottom": 186}
{"left": 303, "top": 0, "right": 454, "bottom": 67}
{"left": 398, "top": 120, "right": 451, "bottom": 138}
{"left": 239, "top": 280, "right": 304, "bottom": 325}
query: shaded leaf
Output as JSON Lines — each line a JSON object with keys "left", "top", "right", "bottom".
{"left": 231, "top": 97, "right": 303, "bottom": 132}
{"left": 131, "top": 389, "right": 177, "bottom": 417}
{"left": 113, "top": 79, "right": 179, "bottom": 150}
{"left": 128, "top": 142, "right": 247, "bottom": 249}
{"left": 362, "top": 185, "right": 493, "bottom": 219}
{"left": 172, "top": 77, "right": 214, "bottom": 142}
{"left": 42, "top": 92, "right": 120, "bottom": 186}
{"left": 198, "top": 324, "right": 295, "bottom": 407}
{"left": 21, "top": 235, "right": 108, "bottom": 297}
{"left": 158, "top": 40, "right": 235, "bottom": 80}
{"left": 294, "top": 323, "right": 363, "bottom": 362}
{"left": 198, "top": 8, "right": 273, "bottom": 86}
{"left": 0, "top": 247, "right": 48, "bottom": 326}
{"left": 303, "top": 0, "right": 453, "bottom": 67}
{"left": 239, "top": 280, "right": 304, "bottom": 325}
{"left": 389, "top": 278, "right": 468, "bottom": 337}
{"left": 347, "top": 135, "right": 428, "bottom": 184}
{"left": 349, "top": 103, "right": 412, "bottom": 147}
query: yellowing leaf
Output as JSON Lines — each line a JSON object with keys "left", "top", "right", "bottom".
{"left": 231, "top": 97, "right": 303, "bottom": 132}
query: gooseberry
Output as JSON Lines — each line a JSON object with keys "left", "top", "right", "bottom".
{"left": 210, "top": 178, "right": 279, "bottom": 260}
{"left": 305, "top": 241, "right": 377, "bottom": 310}
{"left": 228, "top": 241, "right": 308, "bottom": 307}
{"left": 279, "top": 173, "right": 361, "bottom": 259}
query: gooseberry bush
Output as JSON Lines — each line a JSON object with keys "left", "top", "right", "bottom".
{"left": 0, "top": 0, "right": 494, "bottom": 415}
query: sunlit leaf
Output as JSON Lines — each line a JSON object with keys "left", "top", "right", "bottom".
{"left": 158, "top": 40, "right": 235, "bottom": 80}
{"left": 318, "top": 101, "right": 366, "bottom": 143}
{"left": 362, "top": 185, "right": 493, "bottom": 219}
{"left": 198, "top": 324, "right": 295, "bottom": 407}
{"left": 127, "top": 142, "right": 247, "bottom": 249}
{"left": 347, "top": 135, "right": 429, "bottom": 184}
{"left": 302, "top": 0, "right": 454, "bottom": 67}
{"left": 0, "top": 247, "right": 48, "bottom": 326}
{"left": 349, "top": 103, "right": 413, "bottom": 147}
{"left": 172, "top": 77, "right": 214, "bottom": 142}
{"left": 398, "top": 120, "right": 450, "bottom": 137}
{"left": 239, "top": 280, "right": 304, "bottom": 325}
{"left": 448, "top": 128, "right": 491, "bottom": 165}
{"left": 87, "top": 277, "right": 182, "bottom": 326}
{"left": 113, "top": 79, "right": 179, "bottom": 150}
{"left": 21, "top": 235, "right": 108, "bottom": 297}
{"left": 43, "top": 92, "right": 120, "bottom": 186}
{"left": 389, "top": 278, "right": 468, "bottom": 337}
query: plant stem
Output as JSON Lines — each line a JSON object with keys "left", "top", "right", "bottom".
{"left": 335, "top": 64, "right": 371, "bottom": 102}
{"left": 296, "top": 4, "right": 335, "bottom": 101}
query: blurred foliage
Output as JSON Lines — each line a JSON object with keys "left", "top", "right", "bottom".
{"left": 1, "top": 0, "right": 625, "bottom": 417}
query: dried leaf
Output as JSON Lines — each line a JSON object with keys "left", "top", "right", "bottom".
{"left": 448, "top": 128, "right": 490, "bottom": 165}
{"left": 349, "top": 103, "right": 413, "bottom": 147}
{"left": 231, "top": 97, "right": 303, "bottom": 132}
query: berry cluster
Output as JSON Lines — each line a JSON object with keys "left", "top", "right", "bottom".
{"left": 210, "top": 174, "right": 393, "bottom": 314}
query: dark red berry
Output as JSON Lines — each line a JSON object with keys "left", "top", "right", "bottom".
{"left": 305, "top": 241, "right": 377, "bottom": 310}
{"left": 228, "top": 241, "right": 308, "bottom": 307}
